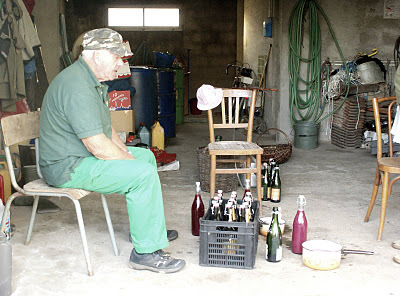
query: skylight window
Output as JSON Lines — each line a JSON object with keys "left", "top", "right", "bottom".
{"left": 108, "top": 7, "right": 180, "bottom": 30}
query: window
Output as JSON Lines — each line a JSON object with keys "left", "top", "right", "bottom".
{"left": 107, "top": 7, "right": 181, "bottom": 31}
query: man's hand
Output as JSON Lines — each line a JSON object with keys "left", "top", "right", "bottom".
{"left": 82, "top": 133, "right": 135, "bottom": 160}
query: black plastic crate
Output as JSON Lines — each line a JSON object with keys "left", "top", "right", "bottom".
{"left": 199, "top": 200, "right": 259, "bottom": 269}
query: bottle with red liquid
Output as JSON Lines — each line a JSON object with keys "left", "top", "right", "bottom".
{"left": 291, "top": 195, "right": 307, "bottom": 254}
{"left": 191, "top": 182, "right": 205, "bottom": 236}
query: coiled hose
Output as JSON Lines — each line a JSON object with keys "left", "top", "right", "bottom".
{"left": 288, "top": 0, "right": 350, "bottom": 126}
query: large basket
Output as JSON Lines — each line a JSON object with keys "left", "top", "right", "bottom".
{"left": 256, "top": 128, "right": 292, "bottom": 164}
{"left": 196, "top": 147, "right": 238, "bottom": 193}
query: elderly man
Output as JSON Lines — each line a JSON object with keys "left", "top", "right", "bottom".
{"left": 38, "top": 28, "right": 185, "bottom": 273}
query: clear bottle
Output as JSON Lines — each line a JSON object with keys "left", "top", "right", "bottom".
{"left": 191, "top": 182, "right": 205, "bottom": 236}
{"left": 242, "top": 179, "right": 251, "bottom": 201}
{"left": 270, "top": 166, "right": 281, "bottom": 203}
{"left": 266, "top": 207, "right": 282, "bottom": 262}
{"left": 137, "top": 122, "right": 151, "bottom": 147}
{"left": 291, "top": 195, "right": 307, "bottom": 254}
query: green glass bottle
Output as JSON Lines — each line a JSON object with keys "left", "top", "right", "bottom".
{"left": 262, "top": 163, "right": 268, "bottom": 201}
{"left": 270, "top": 165, "right": 281, "bottom": 203}
{"left": 266, "top": 207, "right": 282, "bottom": 262}
{"left": 267, "top": 159, "right": 275, "bottom": 201}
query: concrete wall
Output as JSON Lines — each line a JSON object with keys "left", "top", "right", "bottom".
{"left": 243, "top": 0, "right": 400, "bottom": 142}
{"left": 63, "top": 0, "right": 237, "bottom": 102}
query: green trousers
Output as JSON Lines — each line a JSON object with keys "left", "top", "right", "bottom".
{"left": 58, "top": 147, "right": 169, "bottom": 254}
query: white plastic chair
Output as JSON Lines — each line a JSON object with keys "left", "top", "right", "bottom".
{"left": 0, "top": 111, "right": 118, "bottom": 276}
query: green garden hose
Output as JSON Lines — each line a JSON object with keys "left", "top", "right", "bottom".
{"left": 288, "top": 0, "right": 350, "bottom": 126}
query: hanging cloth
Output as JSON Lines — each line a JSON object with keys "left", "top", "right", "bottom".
{"left": 0, "top": 0, "right": 26, "bottom": 107}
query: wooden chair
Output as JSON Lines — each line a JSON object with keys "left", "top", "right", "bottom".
{"left": 0, "top": 111, "right": 118, "bottom": 275}
{"left": 364, "top": 96, "right": 400, "bottom": 241}
{"left": 207, "top": 88, "right": 264, "bottom": 213}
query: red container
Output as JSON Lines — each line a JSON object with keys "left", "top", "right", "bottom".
{"left": 189, "top": 98, "right": 202, "bottom": 115}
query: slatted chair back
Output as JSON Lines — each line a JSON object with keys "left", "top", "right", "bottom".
{"left": 372, "top": 96, "right": 397, "bottom": 159}
{"left": 207, "top": 88, "right": 257, "bottom": 143}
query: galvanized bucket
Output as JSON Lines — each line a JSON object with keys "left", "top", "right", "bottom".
{"left": 294, "top": 121, "right": 319, "bottom": 149}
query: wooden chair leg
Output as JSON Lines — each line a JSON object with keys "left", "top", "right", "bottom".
{"left": 256, "top": 154, "right": 262, "bottom": 216}
{"left": 210, "top": 155, "right": 217, "bottom": 199}
{"left": 377, "top": 171, "right": 389, "bottom": 241}
{"left": 246, "top": 156, "right": 251, "bottom": 180}
{"left": 365, "top": 168, "right": 380, "bottom": 222}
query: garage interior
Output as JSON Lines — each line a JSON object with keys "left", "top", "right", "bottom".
{"left": 1, "top": 0, "right": 400, "bottom": 295}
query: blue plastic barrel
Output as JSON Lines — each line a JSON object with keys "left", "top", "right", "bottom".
{"left": 129, "top": 67, "right": 158, "bottom": 132}
{"left": 157, "top": 70, "right": 176, "bottom": 138}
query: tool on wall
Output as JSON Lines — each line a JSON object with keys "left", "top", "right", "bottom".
{"left": 259, "top": 44, "right": 272, "bottom": 117}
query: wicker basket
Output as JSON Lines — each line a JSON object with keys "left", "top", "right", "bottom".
{"left": 197, "top": 146, "right": 238, "bottom": 193}
{"left": 256, "top": 128, "right": 292, "bottom": 164}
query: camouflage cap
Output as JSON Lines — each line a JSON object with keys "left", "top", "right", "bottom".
{"left": 82, "top": 28, "right": 133, "bottom": 57}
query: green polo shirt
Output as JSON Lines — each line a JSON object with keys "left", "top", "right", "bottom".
{"left": 39, "top": 56, "right": 112, "bottom": 186}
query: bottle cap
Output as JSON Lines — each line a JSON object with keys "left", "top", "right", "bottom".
{"left": 297, "top": 195, "right": 306, "bottom": 206}
{"left": 196, "top": 182, "right": 200, "bottom": 186}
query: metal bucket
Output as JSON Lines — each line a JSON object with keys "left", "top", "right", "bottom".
{"left": 294, "top": 121, "right": 319, "bottom": 149}
{"left": 356, "top": 61, "right": 385, "bottom": 84}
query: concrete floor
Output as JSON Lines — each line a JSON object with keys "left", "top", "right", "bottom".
{"left": 7, "top": 115, "right": 400, "bottom": 296}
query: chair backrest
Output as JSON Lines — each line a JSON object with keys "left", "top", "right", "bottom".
{"left": 1, "top": 111, "right": 40, "bottom": 147}
{"left": 207, "top": 88, "right": 257, "bottom": 143}
{"left": 372, "top": 97, "right": 397, "bottom": 159}
{"left": 0, "top": 111, "right": 40, "bottom": 193}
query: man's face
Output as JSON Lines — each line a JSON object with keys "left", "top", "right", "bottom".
{"left": 94, "top": 50, "right": 124, "bottom": 82}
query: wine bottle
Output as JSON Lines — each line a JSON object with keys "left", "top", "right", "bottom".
{"left": 191, "top": 182, "right": 205, "bottom": 236}
{"left": 292, "top": 195, "right": 307, "bottom": 254}
{"left": 262, "top": 163, "right": 268, "bottom": 201}
{"left": 270, "top": 165, "right": 281, "bottom": 203}
{"left": 267, "top": 159, "right": 275, "bottom": 201}
{"left": 266, "top": 207, "right": 282, "bottom": 262}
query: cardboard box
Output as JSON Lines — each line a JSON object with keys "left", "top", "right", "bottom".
{"left": 108, "top": 90, "right": 131, "bottom": 111}
{"left": 110, "top": 110, "right": 135, "bottom": 135}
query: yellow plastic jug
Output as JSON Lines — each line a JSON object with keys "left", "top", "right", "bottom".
{"left": 0, "top": 160, "right": 11, "bottom": 203}
{"left": 151, "top": 121, "right": 165, "bottom": 150}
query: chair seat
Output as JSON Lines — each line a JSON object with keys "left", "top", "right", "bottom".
{"left": 23, "top": 178, "right": 91, "bottom": 200}
{"left": 208, "top": 141, "right": 263, "bottom": 155}
{"left": 378, "top": 157, "right": 400, "bottom": 173}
